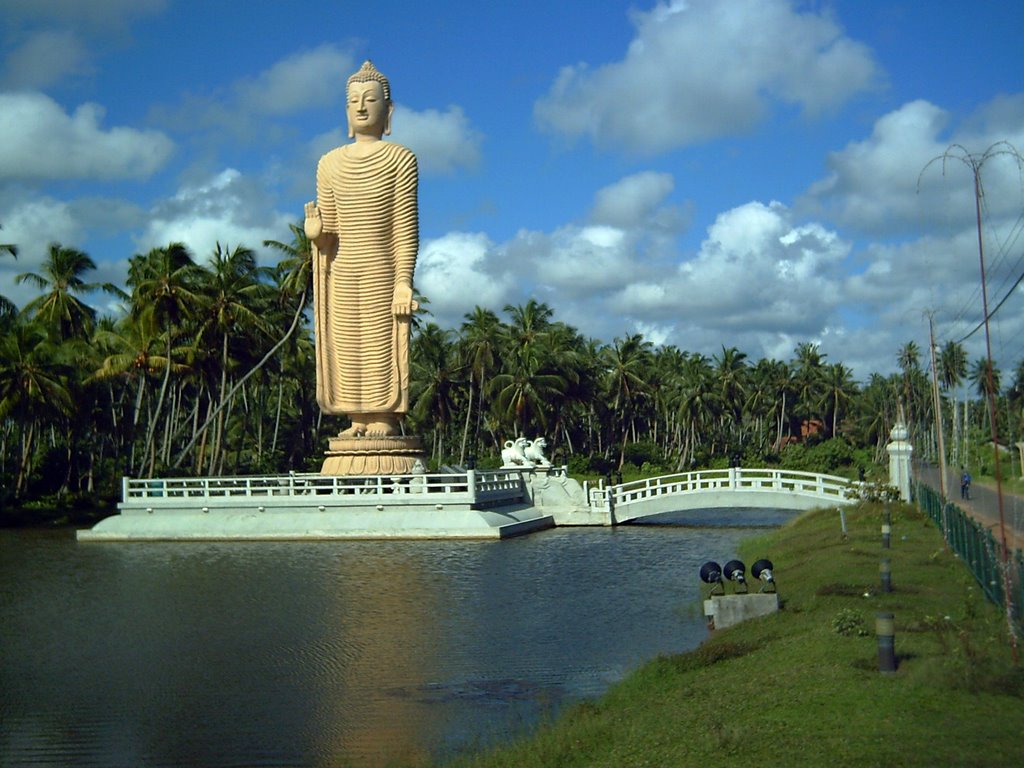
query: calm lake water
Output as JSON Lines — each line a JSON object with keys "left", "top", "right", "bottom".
{"left": 0, "top": 509, "right": 794, "bottom": 767}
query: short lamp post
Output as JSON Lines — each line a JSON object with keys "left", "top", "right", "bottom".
{"left": 876, "top": 612, "right": 897, "bottom": 673}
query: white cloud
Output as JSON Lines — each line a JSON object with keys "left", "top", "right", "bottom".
{"left": 137, "top": 169, "right": 294, "bottom": 267}
{"left": 0, "top": 92, "right": 174, "bottom": 181}
{"left": 535, "top": 0, "right": 881, "bottom": 153}
{"left": 0, "top": 29, "right": 92, "bottom": 89}
{"left": 801, "top": 96, "right": 1024, "bottom": 235}
{"left": 610, "top": 201, "right": 849, "bottom": 344}
{"left": 236, "top": 45, "right": 355, "bottom": 116}
{"left": 590, "top": 171, "right": 675, "bottom": 228}
{"left": 520, "top": 224, "right": 644, "bottom": 296}
{"left": 392, "top": 105, "right": 482, "bottom": 174}
{"left": 416, "top": 232, "right": 514, "bottom": 328}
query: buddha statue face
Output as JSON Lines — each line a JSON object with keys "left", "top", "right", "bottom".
{"left": 347, "top": 80, "right": 392, "bottom": 140}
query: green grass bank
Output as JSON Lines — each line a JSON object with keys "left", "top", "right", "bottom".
{"left": 447, "top": 503, "right": 1024, "bottom": 768}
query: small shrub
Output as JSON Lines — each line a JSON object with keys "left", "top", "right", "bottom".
{"left": 853, "top": 482, "right": 901, "bottom": 503}
{"left": 831, "top": 608, "right": 870, "bottom": 637}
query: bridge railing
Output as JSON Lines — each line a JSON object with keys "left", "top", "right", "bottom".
{"left": 589, "top": 468, "right": 856, "bottom": 510}
{"left": 122, "top": 469, "right": 527, "bottom": 506}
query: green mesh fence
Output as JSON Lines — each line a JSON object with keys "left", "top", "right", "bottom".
{"left": 915, "top": 481, "right": 1023, "bottom": 636}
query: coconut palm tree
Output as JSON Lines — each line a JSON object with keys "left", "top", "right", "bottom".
{"left": 896, "top": 340, "right": 924, "bottom": 431}
{"left": 969, "top": 357, "right": 1002, "bottom": 436}
{"left": 0, "top": 318, "right": 73, "bottom": 496}
{"left": 169, "top": 230, "right": 315, "bottom": 473}
{"left": 92, "top": 312, "right": 173, "bottom": 474}
{"left": 939, "top": 340, "right": 968, "bottom": 466}
{"left": 713, "top": 346, "right": 748, "bottom": 449}
{"left": 193, "top": 243, "right": 271, "bottom": 474}
{"left": 603, "top": 334, "right": 653, "bottom": 469}
{"left": 791, "top": 342, "right": 825, "bottom": 439}
{"left": 491, "top": 343, "right": 566, "bottom": 441}
{"left": 16, "top": 243, "right": 120, "bottom": 340}
{"left": 745, "top": 358, "right": 783, "bottom": 453}
{"left": 969, "top": 357, "right": 1001, "bottom": 399}
{"left": 819, "top": 362, "right": 857, "bottom": 438}
{"left": 676, "top": 353, "right": 717, "bottom": 468}
{"left": 458, "top": 307, "right": 502, "bottom": 463}
{"left": 127, "top": 243, "right": 204, "bottom": 476}
{"left": 410, "top": 323, "right": 462, "bottom": 463}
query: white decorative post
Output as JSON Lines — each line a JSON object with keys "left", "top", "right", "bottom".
{"left": 887, "top": 422, "right": 913, "bottom": 501}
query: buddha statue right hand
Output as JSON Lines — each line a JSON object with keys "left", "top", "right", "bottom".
{"left": 304, "top": 201, "right": 323, "bottom": 240}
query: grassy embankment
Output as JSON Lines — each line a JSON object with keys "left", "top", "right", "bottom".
{"left": 449, "top": 502, "right": 1024, "bottom": 768}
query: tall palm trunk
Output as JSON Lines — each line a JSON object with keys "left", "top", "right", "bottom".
{"left": 144, "top": 335, "right": 174, "bottom": 477}
{"left": 459, "top": 377, "right": 474, "bottom": 465}
{"left": 171, "top": 287, "right": 308, "bottom": 470}
{"left": 15, "top": 421, "right": 36, "bottom": 497}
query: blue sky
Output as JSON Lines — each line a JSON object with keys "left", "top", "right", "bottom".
{"left": 1, "top": 0, "right": 1023, "bottom": 380}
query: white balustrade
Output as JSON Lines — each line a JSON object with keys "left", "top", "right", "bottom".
{"left": 603, "top": 467, "right": 854, "bottom": 514}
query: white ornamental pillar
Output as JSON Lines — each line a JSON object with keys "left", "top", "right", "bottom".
{"left": 887, "top": 423, "right": 913, "bottom": 502}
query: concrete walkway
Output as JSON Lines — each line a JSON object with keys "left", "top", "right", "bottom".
{"left": 915, "top": 462, "right": 1024, "bottom": 553}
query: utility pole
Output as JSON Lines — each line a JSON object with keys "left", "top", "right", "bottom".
{"left": 921, "top": 141, "right": 1023, "bottom": 662}
{"left": 927, "top": 313, "right": 949, "bottom": 541}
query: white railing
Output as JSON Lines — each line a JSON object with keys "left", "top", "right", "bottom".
{"left": 589, "top": 468, "right": 857, "bottom": 511}
{"left": 123, "top": 468, "right": 529, "bottom": 506}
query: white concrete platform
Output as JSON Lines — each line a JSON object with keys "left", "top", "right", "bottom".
{"left": 703, "top": 593, "right": 780, "bottom": 630}
{"left": 78, "top": 506, "right": 554, "bottom": 540}
{"left": 77, "top": 469, "right": 568, "bottom": 541}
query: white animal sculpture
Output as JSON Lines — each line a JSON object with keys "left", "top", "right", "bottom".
{"left": 524, "top": 437, "right": 552, "bottom": 467}
{"left": 501, "top": 437, "right": 533, "bottom": 468}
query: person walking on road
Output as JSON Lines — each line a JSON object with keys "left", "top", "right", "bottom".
{"left": 960, "top": 469, "right": 972, "bottom": 500}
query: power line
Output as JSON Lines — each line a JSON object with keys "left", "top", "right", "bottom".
{"left": 954, "top": 257, "right": 1024, "bottom": 344}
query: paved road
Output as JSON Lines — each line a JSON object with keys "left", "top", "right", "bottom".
{"left": 915, "top": 462, "right": 1024, "bottom": 552}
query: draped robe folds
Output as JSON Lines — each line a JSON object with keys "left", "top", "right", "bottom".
{"left": 312, "top": 142, "right": 419, "bottom": 416}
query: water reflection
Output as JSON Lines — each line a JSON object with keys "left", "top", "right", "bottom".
{"left": 0, "top": 517, "right": 777, "bottom": 767}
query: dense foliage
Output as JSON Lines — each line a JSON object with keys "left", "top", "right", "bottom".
{"left": 2, "top": 233, "right": 1024, "bottom": 522}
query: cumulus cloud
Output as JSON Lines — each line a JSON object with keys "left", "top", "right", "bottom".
{"left": 590, "top": 171, "right": 675, "bottom": 228}
{"left": 0, "top": 92, "right": 174, "bottom": 181}
{"left": 801, "top": 96, "right": 1024, "bottom": 236}
{"left": 0, "top": 29, "right": 92, "bottom": 89}
{"left": 612, "top": 201, "right": 849, "bottom": 343}
{"left": 391, "top": 105, "right": 482, "bottom": 173}
{"left": 235, "top": 45, "right": 355, "bottom": 116}
{"left": 137, "top": 169, "right": 294, "bottom": 266}
{"left": 416, "top": 232, "right": 514, "bottom": 328}
{"left": 535, "top": 0, "right": 881, "bottom": 153}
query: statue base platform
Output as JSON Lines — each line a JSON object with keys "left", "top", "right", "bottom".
{"left": 321, "top": 435, "right": 426, "bottom": 475}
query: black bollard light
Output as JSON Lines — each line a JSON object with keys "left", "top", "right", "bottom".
{"left": 751, "top": 559, "right": 776, "bottom": 593}
{"left": 881, "top": 506, "right": 891, "bottom": 549}
{"left": 700, "top": 561, "right": 724, "bottom": 597}
{"left": 723, "top": 559, "right": 748, "bottom": 593}
{"left": 876, "top": 612, "right": 896, "bottom": 673}
{"left": 880, "top": 558, "right": 892, "bottom": 593}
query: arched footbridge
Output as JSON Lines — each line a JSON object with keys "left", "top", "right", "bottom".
{"left": 591, "top": 468, "right": 860, "bottom": 524}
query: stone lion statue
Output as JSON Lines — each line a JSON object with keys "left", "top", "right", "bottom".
{"left": 501, "top": 437, "right": 532, "bottom": 467}
{"left": 524, "top": 437, "right": 552, "bottom": 467}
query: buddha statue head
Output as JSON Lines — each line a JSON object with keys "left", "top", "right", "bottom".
{"left": 346, "top": 60, "right": 393, "bottom": 140}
